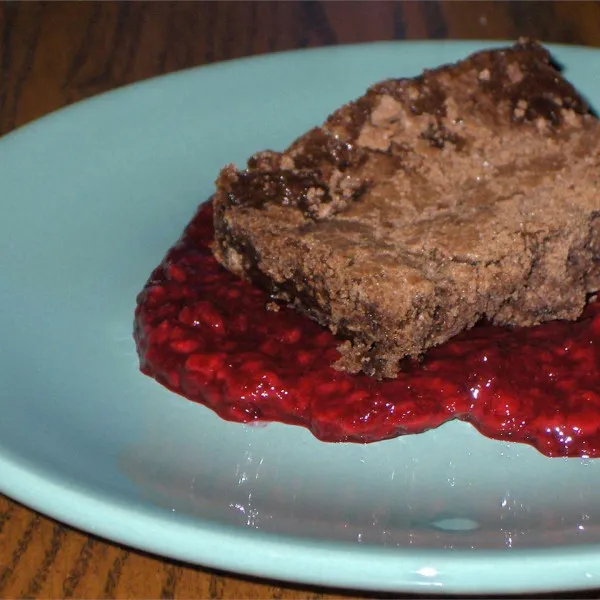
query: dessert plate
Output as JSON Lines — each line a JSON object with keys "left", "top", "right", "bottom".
{"left": 2, "top": 41, "right": 600, "bottom": 595}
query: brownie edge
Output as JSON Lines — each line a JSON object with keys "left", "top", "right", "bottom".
{"left": 212, "top": 40, "right": 600, "bottom": 378}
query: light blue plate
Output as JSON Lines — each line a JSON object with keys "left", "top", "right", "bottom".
{"left": 2, "top": 41, "right": 600, "bottom": 595}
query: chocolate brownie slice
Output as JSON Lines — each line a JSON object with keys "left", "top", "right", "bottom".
{"left": 212, "top": 40, "right": 600, "bottom": 378}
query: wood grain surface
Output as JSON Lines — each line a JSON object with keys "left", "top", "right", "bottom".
{"left": 2, "top": 2, "right": 600, "bottom": 598}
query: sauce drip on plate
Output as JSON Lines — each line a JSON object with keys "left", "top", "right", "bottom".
{"left": 134, "top": 204, "right": 600, "bottom": 457}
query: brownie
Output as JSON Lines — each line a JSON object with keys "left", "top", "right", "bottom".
{"left": 212, "top": 40, "right": 600, "bottom": 378}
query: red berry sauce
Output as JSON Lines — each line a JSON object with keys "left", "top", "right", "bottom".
{"left": 134, "top": 203, "right": 600, "bottom": 458}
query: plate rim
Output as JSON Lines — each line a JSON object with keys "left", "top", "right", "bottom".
{"left": 3, "top": 38, "right": 600, "bottom": 144}
{"left": 4, "top": 451, "right": 600, "bottom": 595}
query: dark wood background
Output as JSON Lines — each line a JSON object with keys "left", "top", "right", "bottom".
{"left": 2, "top": 2, "right": 600, "bottom": 598}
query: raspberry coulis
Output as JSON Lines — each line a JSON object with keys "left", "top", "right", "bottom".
{"left": 134, "top": 203, "right": 600, "bottom": 457}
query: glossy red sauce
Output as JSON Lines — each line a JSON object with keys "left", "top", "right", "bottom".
{"left": 134, "top": 204, "right": 600, "bottom": 457}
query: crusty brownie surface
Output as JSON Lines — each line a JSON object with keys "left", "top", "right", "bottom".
{"left": 212, "top": 40, "right": 600, "bottom": 378}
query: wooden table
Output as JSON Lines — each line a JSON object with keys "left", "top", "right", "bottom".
{"left": 2, "top": 2, "right": 600, "bottom": 598}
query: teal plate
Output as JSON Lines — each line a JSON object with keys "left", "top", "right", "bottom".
{"left": 2, "top": 41, "right": 600, "bottom": 595}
